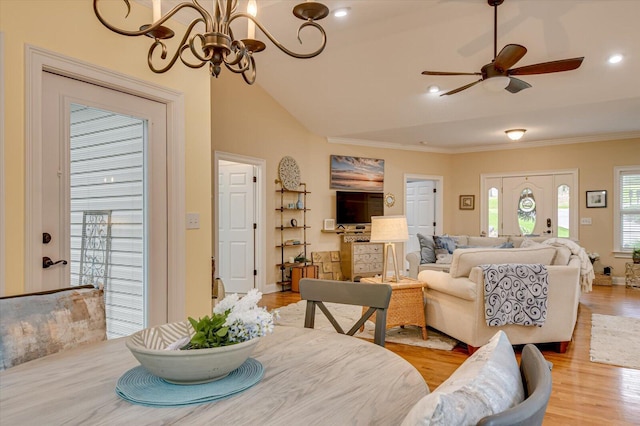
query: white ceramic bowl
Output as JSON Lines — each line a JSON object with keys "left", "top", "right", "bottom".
{"left": 126, "top": 321, "right": 259, "bottom": 384}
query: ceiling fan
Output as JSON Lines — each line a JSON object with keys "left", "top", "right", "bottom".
{"left": 422, "top": 0, "right": 584, "bottom": 96}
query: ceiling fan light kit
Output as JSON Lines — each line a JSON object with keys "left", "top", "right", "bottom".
{"left": 483, "top": 76, "right": 510, "bottom": 92}
{"left": 506, "top": 129, "right": 526, "bottom": 141}
{"left": 422, "top": 0, "right": 584, "bottom": 96}
{"left": 93, "top": 0, "right": 329, "bottom": 85}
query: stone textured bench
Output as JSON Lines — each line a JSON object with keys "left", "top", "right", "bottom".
{"left": 0, "top": 285, "right": 106, "bottom": 370}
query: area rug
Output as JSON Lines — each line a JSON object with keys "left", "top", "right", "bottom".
{"left": 274, "top": 300, "right": 458, "bottom": 351}
{"left": 590, "top": 314, "right": 640, "bottom": 370}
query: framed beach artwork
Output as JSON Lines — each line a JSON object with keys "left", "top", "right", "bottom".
{"left": 330, "top": 155, "right": 384, "bottom": 191}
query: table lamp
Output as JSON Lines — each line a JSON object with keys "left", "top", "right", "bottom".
{"left": 370, "top": 215, "right": 409, "bottom": 283}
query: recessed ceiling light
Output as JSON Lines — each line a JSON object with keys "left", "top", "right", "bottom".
{"left": 608, "top": 54, "right": 623, "bottom": 64}
{"left": 427, "top": 85, "right": 440, "bottom": 94}
{"left": 333, "top": 8, "right": 350, "bottom": 18}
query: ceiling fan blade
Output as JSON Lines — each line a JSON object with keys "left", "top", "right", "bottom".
{"left": 509, "top": 57, "right": 584, "bottom": 76}
{"left": 441, "top": 79, "right": 483, "bottom": 96}
{"left": 505, "top": 77, "right": 532, "bottom": 94}
{"left": 494, "top": 44, "right": 527, "bottom": 71}
{"left": 422, "top": 71, "right": 482, "bottom": 76}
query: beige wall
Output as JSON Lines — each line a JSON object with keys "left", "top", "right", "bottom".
{"left": 211, "top": 72, "right": 453, "bottom": 286}
{"left": 212, "top": 70, "right": 640, "bottom": 282}
{"left": 450, "top": 138, "right": 640, "bottom": 277}
{"left": 1, "top": 1, "right": 212, "bottom": 316}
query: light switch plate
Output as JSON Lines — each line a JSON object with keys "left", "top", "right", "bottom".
{"left": 580, "top": 217, "right": 592, "bottom": 225}
{"left": 186, "top": 213, "right": 200, "bottom": 229}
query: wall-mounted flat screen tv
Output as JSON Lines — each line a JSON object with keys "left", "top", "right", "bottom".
{"left": 336, "top": 191, "right": 384, "bottom": 225}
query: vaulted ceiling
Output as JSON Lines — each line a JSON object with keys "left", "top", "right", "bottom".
{"left": 136, "top": 0, "right": 640, "bottom": 152}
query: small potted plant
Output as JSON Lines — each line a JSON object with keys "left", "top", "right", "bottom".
{"left": 633, "top": 245, "right": 640, "bottom": 264}
{"left": 126, "top": 289, "right": 276, "bottom": 384}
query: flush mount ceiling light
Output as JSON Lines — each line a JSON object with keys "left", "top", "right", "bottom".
{"left": 427, "top": 85, "right": 440, "bottom": 94}
{"left": 505, "top": 129, "right": 526, "bottom": 141}
{"left": 93, "top": 0, "right": 329, "bottom": 85}
{"left": 608, "top": 54, "right": 623, "bottom": 64}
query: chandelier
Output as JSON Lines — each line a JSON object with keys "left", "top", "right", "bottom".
{"left": 93, "top": 0, "right": 329, "bottom": 84}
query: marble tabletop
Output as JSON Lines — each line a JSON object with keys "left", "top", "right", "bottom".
{"left": 0, "top": 325, "right": 428, "bottom": 425}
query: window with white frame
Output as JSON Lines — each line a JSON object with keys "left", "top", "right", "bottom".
{"left": 614, "top": 166, "right": 640, "bottom": 255}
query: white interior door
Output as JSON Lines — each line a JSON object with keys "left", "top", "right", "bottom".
{"left": 218, "top": 161, "right": 255, "bottom": 293}
{"left": 405, "top": 180, "right": 436, "bottom": 269}
{"left": 38, "top": 71, "right": 168, "bottom": 337}
{"left": 502, "top": 176, "right": 554, "bottom": 236}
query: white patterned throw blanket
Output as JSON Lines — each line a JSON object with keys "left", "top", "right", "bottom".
{"left": 481, "top": 264, "right": 549, "bottom": 327}
{"left": 542, "top": 237, "right": 594, "bottom": 293}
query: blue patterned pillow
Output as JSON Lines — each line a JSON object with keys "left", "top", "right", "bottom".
{"left": 417, "top": 233, "right": 436, "bottom": 264}
{"left": 433, "top": 235, "right": 457, "bottom": 254}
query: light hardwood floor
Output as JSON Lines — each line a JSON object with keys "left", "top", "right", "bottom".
{"left": 260, "top": 284, "right": 640, "bottom": 425}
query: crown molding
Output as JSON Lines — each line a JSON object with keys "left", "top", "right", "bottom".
{"left": 328, "top": 131, "right": 640, "bottom": 154}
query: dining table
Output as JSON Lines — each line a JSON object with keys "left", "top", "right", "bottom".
{"left": 0, "top": 325, "right": 429, "bottom": 425}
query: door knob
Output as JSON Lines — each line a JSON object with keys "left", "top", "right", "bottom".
{"left": 43, "top": 257, "right": 68, "bottom": 269}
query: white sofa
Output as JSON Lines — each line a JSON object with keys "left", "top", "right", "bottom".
{"left": 406, "top": 235, "right": 552, "bottom": 278}
{"left": 418, "top": 244, "right": 581, "bottom": 353}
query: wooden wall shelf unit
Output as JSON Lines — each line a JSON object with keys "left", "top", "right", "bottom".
{"left": 276, "top": 182, "right": 311, "bottom": 291}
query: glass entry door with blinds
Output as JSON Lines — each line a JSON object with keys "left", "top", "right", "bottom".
{"left": 40, "top": 72, "right": 168, "bottom": 338}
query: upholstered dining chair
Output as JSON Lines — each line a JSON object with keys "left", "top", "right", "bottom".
{"left": 299, "top": 278, "right": 392, "bottom": 347}
{"left": 477, "top": 344, "right": 553, "bottom": 426}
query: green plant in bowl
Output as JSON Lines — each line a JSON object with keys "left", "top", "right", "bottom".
{"left": 126, "top": 289, "right": 275, "bottom": 384}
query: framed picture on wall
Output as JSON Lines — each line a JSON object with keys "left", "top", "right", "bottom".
{"left": 330, "top": 155, "right": 384, "bottom": 191}
{"left": 323, "top": 218, "right": 336, "bottom": 231}
{"left": 459, "top": 195, "right": 475, "bottom": 210}
{"left": 586, "top": 190, "right": 607, "bottom": 208}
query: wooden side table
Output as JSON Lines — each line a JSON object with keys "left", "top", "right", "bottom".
{"left": 360, "top": 276, "right": 428, "bottom": 339}
{"left": 625, "top": 263, "right": 640, "bottom": 289}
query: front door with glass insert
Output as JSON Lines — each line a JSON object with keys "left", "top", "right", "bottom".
{"left": 502, "top": 176, "right": 554, "bottom": 236}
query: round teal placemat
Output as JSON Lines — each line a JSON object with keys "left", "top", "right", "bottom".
{"left": 116, "top": 358, "right": 264, "bottom": 407}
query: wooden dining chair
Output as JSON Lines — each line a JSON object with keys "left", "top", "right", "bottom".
{"left": 299, "top": 278, "right": 392, "bottom": 347}
{"left": 476, "top": 344, "right": 553, "bottom": 426}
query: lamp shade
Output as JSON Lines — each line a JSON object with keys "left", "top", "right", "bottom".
{"left": 370, "top": 216, "right": 409, "bottom": 243}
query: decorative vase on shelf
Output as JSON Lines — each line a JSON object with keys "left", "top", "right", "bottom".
{"left": 296, "top": 193, "right": 304, "bottom": 209}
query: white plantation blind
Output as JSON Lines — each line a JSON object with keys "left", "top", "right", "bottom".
{"left": 70, "top": 103, "right": 145, "bottom": 338}
{"left": 617, "top": 167, "right": 640, "bottom": 251}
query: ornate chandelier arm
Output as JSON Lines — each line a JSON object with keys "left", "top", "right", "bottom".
{"left": 147, "top": 19, "right": 209, "bottom": 73}
{"left": 229, "top": 12, "right": 327, "bottom": 59}
{"left": 93, "top": 0, "right": 213, "bottom": 37}
{"left": 224, "top": 54, "right": 256, "bottom": 85}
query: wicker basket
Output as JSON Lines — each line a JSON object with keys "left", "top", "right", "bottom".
{"left": 593, "top": 273, "right": 612, "bottom": 286}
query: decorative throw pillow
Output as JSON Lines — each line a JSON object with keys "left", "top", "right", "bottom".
{"left": 433, "top": 235, "right": 457, "bottom": 254}
{"left": 457, "top": 242, "right": 514, "bottom": 249}
{"left": 401, "top": 331, "right": 525, "bottom": 426}
{"left": 520, "top": 238, "right": 542, "bottom": 248}
{"left": 417, "top": 233, "right": 436, "bottom": 264}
